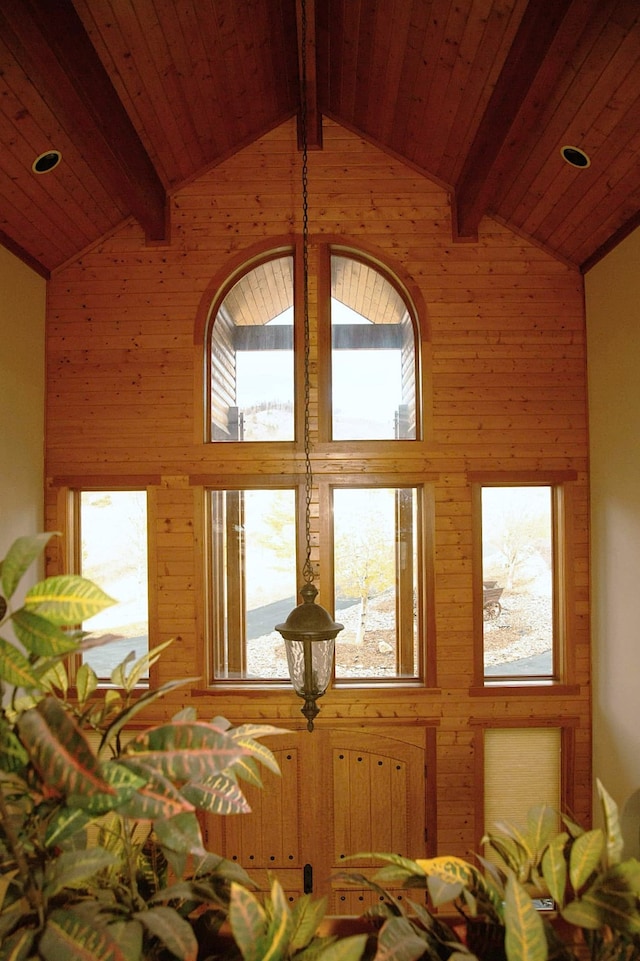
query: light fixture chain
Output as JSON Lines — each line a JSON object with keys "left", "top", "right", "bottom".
{"left": 301, "top": 0, "right": 314, "bottom": 586}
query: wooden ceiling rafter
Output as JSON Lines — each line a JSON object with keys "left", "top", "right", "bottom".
{"left": 452, "top": 0, "right": 602, "bottom": 244}
{"left": 295, "top": 0, "right": 323, "bottom": 150}
{"left": 0, "top": 0, "right": 168, "bottom": 245}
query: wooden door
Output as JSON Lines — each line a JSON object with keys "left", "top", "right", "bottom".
{"left": 201, "top": 725, "right": 429, "bottom": 913}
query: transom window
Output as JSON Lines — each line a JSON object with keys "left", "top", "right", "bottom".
{"left": 208, "top": 250, "right": 419, "bottom": 444}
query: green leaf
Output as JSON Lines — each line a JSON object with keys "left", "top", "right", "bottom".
{"left": 574, "top": 861, "right": 640, "bottom": 934}
{"left": 561, "top": 898, "right": 603, "bottom": 930}
{"left": 231, "top": 755, "right": 264, "bottom": 788}
{"left": 0, "top": 717, "right": 29, "bottom": 772}
{"left": 98, "top": 677, "right": 197, "bottom": 757}
{"left": 11, "top": 608, "right": 79, "bottom": 656}
{"left": 229, "top": 734, "right": 281, "bottom": 777}
{"left": 24, "top": 575, "right": 116, "bottom": 625}
{"left": 17, "top": 697, "right": 115, "bottom": 797}
{"left": 116, "top": 638, "right": 174, "bottom": 691}
{"left": 40, "top": 909, "right": 132, "bottom": 961}
{"left": 1, "top": 533, "right": 56, "bottom": 600}
{"left": 316, "top": 934, "right": 368, "bottom": 961}
{"left": 263, "top": 879, "right": 293, "bottom": 961}
{"left": 114, "top": 770, "right": 194, "bottom": 820}
{"left": 37, "top": 658, "right": 70, "bottom": 697}
{"left": 597, "top": 779, "right": 625, "bottom": 866}
{"left": 289, "top": 894, "right": 327, "bottom": 951}
{"left": 504, "top": 875, "right": 547, "bottom": 961}
{"left": 182, "top": 772, "right": 252, "bottom": 815}
{"left": 121, "top": 721, "right": 246, "bottom": 782}
{"left": 134, "top": 906, "right": 197, "bottom": 961}
{"left": 569, "top": 829, "right": 603, "bottom": 892}
{"left": 0, "top": 636, "right": 40, "bottom": 688}
{"left": 45, "top": 805, "right": 93, "bottom": 847}
{"left": 0, "top": 926, "right": 37, "bottom": 961}
{"left": 229, "top": 881, "right": 268, "bottom": 961}
{"left": 44, "top": 847, "right": 118, "bottom": 896}
{"left": 541, "top": 834, "right": 568, "bottom": 906}
{"left": 374, "top": 915, "right": 431, "bottom": 961}
{"left": 76, "top": 662, "right": 98, "bottom": 705}
{"left": 153, "top": 811, "right": 206, "bottom": 857}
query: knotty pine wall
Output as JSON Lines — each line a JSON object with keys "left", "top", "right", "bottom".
{"left": 44, "top": 117, "right": 590, "bottom": 855}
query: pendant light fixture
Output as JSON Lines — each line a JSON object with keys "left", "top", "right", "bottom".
{"left": 275, "top": 0, "right": 343, "bottom": 732}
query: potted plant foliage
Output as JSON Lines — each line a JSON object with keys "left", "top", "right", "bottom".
{"left": 336, "top": 781, "right": 640, "bottom": 961}
{"left": 0, "top": 533, "right": 366, "bottom": 961}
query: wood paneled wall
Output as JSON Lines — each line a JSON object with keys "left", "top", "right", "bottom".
{"left": 44, "top": 118, "right": 590, "bottom": 858}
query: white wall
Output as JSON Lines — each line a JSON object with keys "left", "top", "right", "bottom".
{"left": 586, "top": 228, "right": 640, "bottom": 825}
{"left": 0, "top": 246, "right": 46, "bottom": 580}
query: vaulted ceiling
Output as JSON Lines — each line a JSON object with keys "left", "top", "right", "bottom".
{"left": 1, "top": 0, "right": 639, "bottom": 279}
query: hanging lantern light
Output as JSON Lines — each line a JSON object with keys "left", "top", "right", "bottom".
{"left": 275, "top": 0, "right": 343, "bottom": 731}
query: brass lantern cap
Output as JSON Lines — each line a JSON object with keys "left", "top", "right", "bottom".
{"left": 275, "top": 583, "right": 344, "bottom": 640}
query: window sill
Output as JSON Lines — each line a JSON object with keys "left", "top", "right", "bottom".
{"left": 469, "top": 682, "right": 580, "bottom": 696}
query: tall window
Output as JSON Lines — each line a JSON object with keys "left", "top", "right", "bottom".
{"left": 78, "top": 490, "right": 149, "bottom": 680}
{"left": 206, "top": 246, "right": 427, "bottom": 685}
{"left": 478, "top": 484, "right": 562, "bottom": 681}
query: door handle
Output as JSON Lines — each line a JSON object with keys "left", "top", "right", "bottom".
{"left": 303, "top": 862, "right": 313, "bottom": 894}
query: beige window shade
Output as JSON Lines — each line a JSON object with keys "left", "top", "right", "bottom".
{"left": 484, "top": 727, "right": 561, "bottom": 836}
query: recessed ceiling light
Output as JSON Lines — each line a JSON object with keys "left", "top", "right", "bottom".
{"left": 32, "top": 150, "right": 62, "bottom": 174}
{"left": 560, "top": 145, "right": 590, "bottom": 168}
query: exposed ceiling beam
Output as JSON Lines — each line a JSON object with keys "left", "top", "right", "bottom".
{"left": 295, "top": 0, "right": 322, "bottom": 150}
{"left": 453, "top": 0, "right": 594, "bottom": 242}
{"left": 0, "top": 0, "right": 167, "bottom": 244}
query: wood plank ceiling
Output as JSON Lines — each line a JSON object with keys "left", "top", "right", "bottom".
{"left": 0, "top": 0, "right": 638, "bottom": 279}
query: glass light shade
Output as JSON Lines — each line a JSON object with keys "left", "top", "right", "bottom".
{"left": 276, "top": 582, "right": 343, "bottom": 730}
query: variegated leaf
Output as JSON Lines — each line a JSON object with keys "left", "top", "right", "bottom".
{"left": 44, "top": 806, "right": 93, "bottom": 848}
{"left": 114, "top": 769, "right": 194, "bottom": 820}
{"left": 0, "top": 718, "right": 28, "bottom": 772}
{"left": 24, "top": 575, "right": 115, "bottom": 626}
{"left": 44, "top": 848, "right": 118, "bottom": 896}
{"left": 541, "top": 834, "right": 568, "bottom": 906}
{"left": 374, "top": 915, "right": 431, "bottom": 961}
{"left": 122, "top": 721, "right": 246, "bottom": 782}
{"left": 289, "top": 893, "right": 327, "bottom": 952}
{"left": 311, "top": 934, "right": 368, "bottom": 961}
{"left": 182, "top": 772, "right": 251, "bottom": 814}
{"left": 11, "top": 609, "right": 78, "bottom": 656}
{"left": 0, "top": 926, "right": 36, "bottom": 961}
{"left": 504, "top": 875, "right": 547, "bottom": 961}
{"left": 230, "top": 735, "right": 280, "bottom": 776}
{"left": 229, "top": 881, "right": 268, "bottom": 961}
{"left": 40, "top": 908, "right": 131, "bottom": 961}
{"left": 134, "top": 906, "right": 197, "bottom": 961}
{"left": 0, "top": 637, "right": 40, "bottom": 688}
{"left": 1, "top": 533, "right": 55, "bottom": 600}
{"left": 17, "top": 697, "right": 115, "bottom": 797}
{"left": 569, "top": 829, "right": 603, "bottom": 892}
{"left": 597, "top": 779, "right": 624, "bottom": 866}
{"left": 76, "top": 662, "right": 98, "bottom": 705}
{"left": 153, "top": 811, "right": 206, "bottom": 857}
{"left": 264, "top": 879, "right": 294, "bottom": 959}
{"left": 231, "top": 755, "right": 264, "bottom": 788}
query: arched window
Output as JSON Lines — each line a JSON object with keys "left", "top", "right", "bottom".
{"left": 330, "top": 253, "right": 417, "bottom": 440}
{"left": 209, "top": 254, "right": 295, "bottom": 441}
{"left": 205, "top": 245, "right": 429, "bottom": 685}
